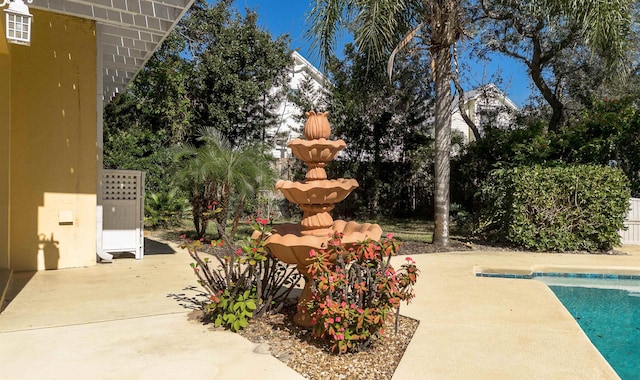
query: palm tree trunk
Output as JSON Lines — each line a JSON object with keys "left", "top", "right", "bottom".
{"left": 432, "top": 45, "right": 452, "bottom": 247}
{"left": 215, "top": 183, "right": 232, "bottom": 238}
{"left": 192, "top": 192, "right": 206, "bottom": 238}
{"left": 229, "top": 197, "right": 245, "bottom": 239}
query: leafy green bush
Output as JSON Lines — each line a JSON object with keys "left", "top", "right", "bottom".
{"left": 144, "top": 189, "right": 190, "bottom": 229}
{"left": 182, "top": 218, "right": 301, "bottom": 332}
{"left": 305, "top": 233, "right": 418, "bottom": 353}
{"left": 451, "top": 122, "right": 553, "bottom": 214}
{"left": 478, "top": 165, "right": 630, "bottom": 252}
{"left": 555, "top": 98, "right": 640, "bottom": 197}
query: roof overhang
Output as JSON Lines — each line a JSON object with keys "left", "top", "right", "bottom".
{"left": 292, "top": 51, "right": 328, "bottom": 86}
{"left": 31, "top": 0, "right": 194, "bottom": 101}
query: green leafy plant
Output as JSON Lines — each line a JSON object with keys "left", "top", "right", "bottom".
{"left": 182, "top": 217, "right": 301, "bottom": 332}
{"left": 304, "top": 232, "right": 418, "bottom": 353}
{"left": 207, "top": 288, "right": 258, "bottom": 332}
{"left": 144, "top": 189, "right": 189, "bottom": 229}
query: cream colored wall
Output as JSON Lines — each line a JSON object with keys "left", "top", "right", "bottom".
{"left": 0, "top": 23, "right": 10, "bottom": 269}
{"left": 9, "top": 10, "right": 98, "bottom": 271}
{"left": 451, "top": 99, "right": 476, "bottom": 144}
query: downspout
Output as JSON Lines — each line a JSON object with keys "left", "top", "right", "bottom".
{"left": 95, "top": 23, "right": 112, "bottom": 263}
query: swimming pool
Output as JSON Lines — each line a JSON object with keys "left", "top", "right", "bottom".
{"left": 536, "top": 277, "right": 640, "bottom": 380}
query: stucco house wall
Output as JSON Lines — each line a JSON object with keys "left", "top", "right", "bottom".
{"left": 2, "top": 11, "right": 97, "bottom": 271}
{"left": 0, "top": 0, "right": 193, "bottom": 277}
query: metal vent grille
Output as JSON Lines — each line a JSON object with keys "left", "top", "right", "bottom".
{"left": 102, "top": 173, "right": 140, "bottom": 201}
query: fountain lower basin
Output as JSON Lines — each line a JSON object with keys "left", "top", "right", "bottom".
{"left": 262, "top": 220, "right": 382, "bottom": 326}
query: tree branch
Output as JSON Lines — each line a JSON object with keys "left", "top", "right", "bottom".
{"left": 453, "top": 43, "right": 481, "bottom": 141}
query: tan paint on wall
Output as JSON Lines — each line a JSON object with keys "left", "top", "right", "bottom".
{"left": 9, "top": 10, "right": 97, "bottom": 271}
{"left": 0, "top": 20, "right": 11, "bottom": 269}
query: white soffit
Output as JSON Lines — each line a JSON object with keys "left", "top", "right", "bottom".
{"left": 31, "top": 0, "right": 194, "bottom": 101}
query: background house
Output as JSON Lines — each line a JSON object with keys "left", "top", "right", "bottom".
{"left": 268, "top": 51, "right": 328, "bottom": 160}
{"left": 1, "top": 0, "right": 194, "bottom": 303}
{"left": 451, "top": 84, "right": 519, "bottom": 144}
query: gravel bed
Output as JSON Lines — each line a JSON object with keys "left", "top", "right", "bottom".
{"left": 236, "top": 305, "right": 419, "bottom": 380}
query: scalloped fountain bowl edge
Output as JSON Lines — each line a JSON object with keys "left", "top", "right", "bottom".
{"left": 260, "top": 220, "right": 383, "bottom": 267}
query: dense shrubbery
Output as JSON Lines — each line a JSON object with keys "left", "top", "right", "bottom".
{"left": 556, "top": 99, "right": 640, "bottom": 197}
{"left": 451, "top": 122, "right": 552, "bottom": 213}
{"left": 477, "top": 165, "right": 630, "bottom": 252}
{"left": 327, "top": 161, "right": 433, "bottom": 219}
{"left": 452, "top": 98, "right": 640, "bottom": 215}
{"left": 144, "top": 189, "right": 190, "bottom": 229}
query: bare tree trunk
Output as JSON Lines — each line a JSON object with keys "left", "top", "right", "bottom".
{"left": 432, "top": 45, "right": 452, "bottom": 247}
{"left": 529, "top": 54, "right": 565, "bottom": 131}
{"left": 452, "top": 72, "right": 482, "bottom": 141}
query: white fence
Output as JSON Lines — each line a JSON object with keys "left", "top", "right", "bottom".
{"left": 98, "top": 170, "right": 145, "bottom": 260}
{"left": 620, "top": 198, "right": 640, "bottom": 245}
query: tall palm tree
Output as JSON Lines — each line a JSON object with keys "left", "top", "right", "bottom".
{"left": 174, "top": 127, "right": 276, "bottom": 238}
{"left": 308, "top": 0, "right": 462, "bottom": 246}
{"left": 307, "top": 0, "right": 634, "bottom": 246}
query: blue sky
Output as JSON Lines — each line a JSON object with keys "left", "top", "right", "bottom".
{"left": 236, "top": 0, "right": 532, "bottom": 107}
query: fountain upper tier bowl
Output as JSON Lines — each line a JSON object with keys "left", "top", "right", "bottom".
{"left": 275, "top": 178, "right": 358, "bottom": 205}
{"left": 287, "top": 138, "right": 346, "bottom": 163}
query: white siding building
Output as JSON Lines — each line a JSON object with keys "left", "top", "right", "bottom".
{"left": 451, "top": 84, "right": 519, "bottom": 144}
{"left": 268, "top": 51, "right": 328, "bottom": 159}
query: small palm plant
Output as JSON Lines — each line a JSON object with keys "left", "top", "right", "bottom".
{"left": 173, "top": 127, "right": 276, "bottom": 239}
{"left": 144, "top": 188, "right": 190, "bottom": 229}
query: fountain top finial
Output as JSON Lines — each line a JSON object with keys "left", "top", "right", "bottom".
{"left": 304, "top": 110, "right": 331, "bottom": 140}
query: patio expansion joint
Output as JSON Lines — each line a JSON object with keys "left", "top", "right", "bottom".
{"left": 0, "top": 310, "right": 191, "bottom": 334}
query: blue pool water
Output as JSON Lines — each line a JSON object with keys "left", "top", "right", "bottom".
{"left": 538, "top": 278, "right": 640, "bottom": 380}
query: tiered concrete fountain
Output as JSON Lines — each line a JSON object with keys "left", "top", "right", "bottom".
{"left": 263, "top": 111, "right": 382, "bottom": 326}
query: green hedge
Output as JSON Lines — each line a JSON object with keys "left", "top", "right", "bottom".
{"left": 479, "top": 165, "right": 630, "bottom": 252}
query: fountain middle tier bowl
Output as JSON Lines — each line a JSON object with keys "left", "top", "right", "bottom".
{"left": 287, "top": 138, "right": 346, "bottom": 163}
{"left": 276, "top": 178, "right": 358, "bottom": 205}
{"left": 262, "top": 220, "right": 383, "bottom": 267}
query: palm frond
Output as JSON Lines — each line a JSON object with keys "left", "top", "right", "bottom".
{"left": 533, "top": 0, "right": 635, "bottom": 69}
{"left": 353, "top": 0, "right": 409, "bottom": 62}
{"left": 387, "top": 22, "right": 424, "bottom": 81}
{"left": 307, "top": 0, "right": 351, "bottom": 68}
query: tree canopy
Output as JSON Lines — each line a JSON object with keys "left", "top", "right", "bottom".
{"left": 104, "top": 0, "right": 292, "bottom": 191}
{"left": 474, "top": 0, "right": 637, "bottom": 130}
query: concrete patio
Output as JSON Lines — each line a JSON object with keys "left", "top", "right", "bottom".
{"left": 1, "top": 241, "right": 639, "bottom": 379}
